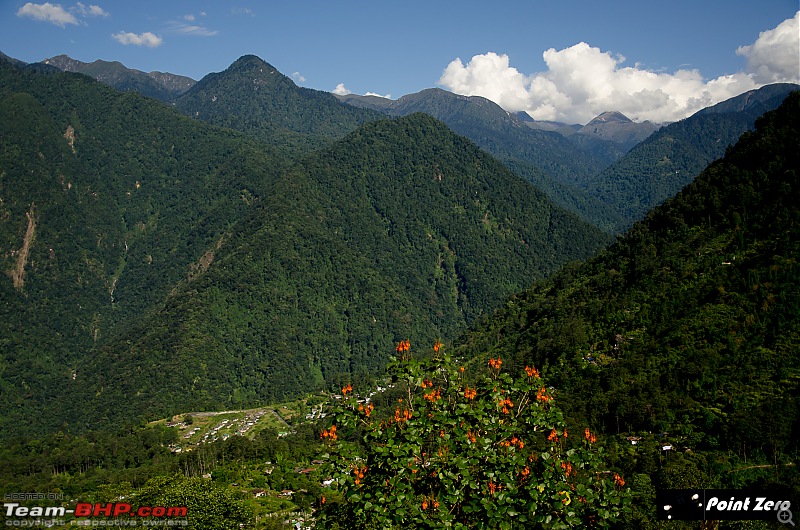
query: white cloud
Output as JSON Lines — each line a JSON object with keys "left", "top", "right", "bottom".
{"left": 232, "top": 7, "right": 254, "bottom": 17}
{"left": 439, "top": 14, "right": 799, "bottom": 124}
{"left": 166, "top": 18, "right": 218, "bottom": 36}
{"left": 112, "top": 31, "right": 163, "bottom": 47}
{"left": 333, "top": 83, "right": 352, "bottom": 95}
{"left": 172, "top": 23, "right": 218, "bottom": 36}
{"left": 291, "top": 72, "right": 306, "bottom": 83}
{"left": 365, "top": 92, "right": 392, "bottom": 99}
{"left": 737, "top": 11, "right": 800, "bottom": 84}
{"left": 17, "top": 2, "right": 78, "bottom": 27}
{"left": 74, "top": 2, "right": 108, "bottom": 17}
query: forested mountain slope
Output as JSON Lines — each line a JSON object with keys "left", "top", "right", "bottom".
{"left": 67, "top": 113, "right": 612, "bottom": 431}
{"left": 0, "top": 62, "right": 610, "bottom": 437}
{"left": 338, "top": 88, "right": 629, "bottom": 231}
{"left": 174, "top": 55, "right": 383, "bottom": 153}
{"left": 459, "top": 92, "right": 800, "bottom": 474}
{"left": 584, "top": 83, "right": 798, "bottom": 231}
{"left": 0, "top": 62, "right": 288, "bottom": 436}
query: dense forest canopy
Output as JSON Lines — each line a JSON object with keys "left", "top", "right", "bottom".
{"left": 0, "top": 59, "right": 608, "bottom": 437}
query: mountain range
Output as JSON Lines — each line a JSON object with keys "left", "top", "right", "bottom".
{"left": 29, "top": 54, "right": 796, "bottom": 234}
{"left": 457, "top": 93, "right": 800, "bottom": 515}
{"left": 0, "top": 50, "right": 796, "bottom": 439}
{"left": 0, "top": 47, "right": 797, "bottom": 528}
{"left": 41, "top": 54, "right": 196, "bottom": 102}
{"left": 583, "top": 82, "right": 799, "bottom": 228}
{"left": 0, "top": 55, "right": 609, "bottom": 435}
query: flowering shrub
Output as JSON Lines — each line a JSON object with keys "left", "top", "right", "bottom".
{"left": 316, "top": 343, "right": 630, "bottom": 529}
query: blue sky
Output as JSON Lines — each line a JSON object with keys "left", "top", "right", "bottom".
{"left": 2, "top": 1, "right": 798, "bottom": 123}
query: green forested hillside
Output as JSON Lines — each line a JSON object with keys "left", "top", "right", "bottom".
{"left": 338, "top": 88, "right": 629, "bottom": 231}
{"left": 0, "top": 62, "right": 609, "bottom": 437}
{"left": 457, "top": 92, "right": 800, "bottom": 517}
{"left": 175, "top": 55, "right": 383, "bottom": 153}
{"left": 337, "top": 88, "right": 623, "bottom": 182}
{"left": 0, "top": 62, "right": 287, "bottom": 436}
{"left": 584, "top": 83, "right": 798, "bottom": 231}
{"left": 65, "top": 112, "right": 612, "bottom": 431}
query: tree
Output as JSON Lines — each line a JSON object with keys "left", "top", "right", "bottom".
{"left": 134, "top": 475, "right": 253, "bottom": 530}
{"left": 316, "top": 342, "right": 631, "bottom": 529}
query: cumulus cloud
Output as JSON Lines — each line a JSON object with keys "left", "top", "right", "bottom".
{"left": 737, "top": 11, "right": 800, "bottom": 84}
{"left": 17, "top": 2, "right": 78, "bottom": 27}
{"left": 292, "top": 72, "right": 306, "bottom": 83}
{"left": 365, "top": 92, "right": 392, "bottom": 99}
{"left": 439, "top": 13, "right": 799, "bottom": 124}
{"left": 183, "top": 14, "right": 195, "bottom": 22}
{"left": 333, "top": 83, "right": 352, "bottom": 95}
{"left": 112, "top": 31, "right": 163, "bottom": 47}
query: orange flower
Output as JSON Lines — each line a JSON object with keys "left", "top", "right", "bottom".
{"left": 464, "top": 387, "right": 476, "bottom": 400}
{"left": 424, "top": 389, "right": 442, "bottom": 402}
{"left": 342, "top": 383, "right": 353, "bottom": 396}
{"left": 525, "top": 365, "right": 540, "bottom": 378}
{"left": 353, "top": 464, "right": 367, "bottom": 485}
{"left": 433, "top": 340, "right": 442, "bottom": 353}
{"left": 487, "top": 481, "right": 499, "bottom": 495}
{"left": 547, "top": 428, "right": 559, "bottom": 442}
{"left": 563, "top": 428, "right": 568, "bottom": 439}
{"left": 584, "top": 428, "right": 597, "bottom": 444}
{"left": 498, "top": 397, "right": 513, "bottom": 414}
{"left": 396, "top": 339, "right": 411, "bottom": 353}
{"left": 488, "top": 358, "right": 502, "bottom": 370}
{"left": 536, "top": 386, "right": 552, "bottom": 403}
{"left": 614, "top": 473, "right": 625, "bottom": 487}
{"left": 394, "top": 408, "right": 412, "bottom": 423}
{"left": 467, "top": 430, "right": 477, "bottom": 443}
{"left": 520, "top": 466, "right": 530, "bottom": 480}
{"left": 422, "top": 500, "right": 428, "bottom": 510}
{"left": 320, "top": 424, "right": 338, "bottom": 441}
{"left": 320, "top": 495, "right": 326, "bottom": 505}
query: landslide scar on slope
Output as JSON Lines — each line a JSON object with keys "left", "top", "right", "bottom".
{"left": 64, "top": 125, "right": 76, "bottom": 153}
{"left": 188, "top": 234, "right": 226, "bottom": 281}
{"left": 10, "top": 202, "right": 36, "bottom": 290}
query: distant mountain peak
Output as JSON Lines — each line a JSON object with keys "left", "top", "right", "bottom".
{"left": 577, "top": 111, "right": 657, "bottom": 151}
{"left": 585, "top": 111, "right": 633, "bottom": 125}
{"left": 228, "top": 54, "right": 279, "bottom": 74}
{"left": 42, "top": 54, "right": 87, "bottom": 71}
{"left": 37, "top": 53, "right": 196, "bottom": 101}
